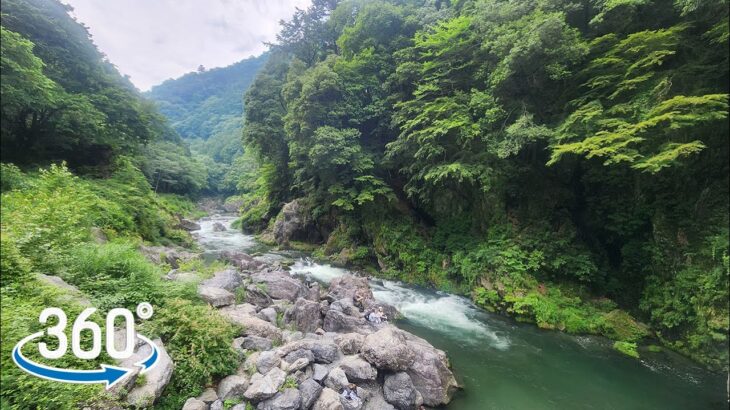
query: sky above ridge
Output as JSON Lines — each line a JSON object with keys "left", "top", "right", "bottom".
{"left": 64, "top": 0, "right": 311, "bottom": 90}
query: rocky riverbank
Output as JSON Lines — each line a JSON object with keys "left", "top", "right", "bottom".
{"left": 182, "top": 248, "right": 460, "bottom": 410}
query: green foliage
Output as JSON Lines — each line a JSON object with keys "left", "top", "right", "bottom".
{"left": 146, "top": 299, "right": 238, "bottom": 408}
{"left": 613, "top": 341, "right": 640, "bottom": 358}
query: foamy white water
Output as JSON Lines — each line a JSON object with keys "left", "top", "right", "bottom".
{"left": 193, "top": 215, "right": 256, "bottom": 252}
{"left": 289, "top": 258, "right": 351, "bottom": 284}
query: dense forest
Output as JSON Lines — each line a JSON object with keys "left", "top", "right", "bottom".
{"left": 0, "top": 0, "right": 728, "bottom": 408}
{"left": 147, "top": 54, "right": 268, "bottom": 196}
{"left": 239, "top": 0, "right": 729, "bottom": 369}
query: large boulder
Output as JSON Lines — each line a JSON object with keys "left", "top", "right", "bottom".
{"left": 361, "top": 327, "right": 415, "bottom": 371}
{"left": 383, "top": 372, "right": 421, "bottom": 410}
{"left": 221, "top": 250, "right": 267, "bottom": 271}
{"left": 273, "top": 199, "right": 321, "bottom": 246}
{"left": 256, "top": 388, "right": 301, "bottom": 410}
{"left": 405, "top": 337, "right": 458, "bottom": 406}
{"left": 251, "top": 271, "right": 309, "bottom": 302}
{"left": 177, "top": 217, "right": 201, "bottom": 231}
{"left": 217, "top": 374, "right": 249, "bottom": 401}
{"left": 242, "top": 336, "right": 274, "bottom": 351}
{"left": 201, "top": 269, "right": 242, "bottom": 291}
{"left": 312, "top": 363, "right": 329, "bottom": 383}
{"left": 326, "top": 276, "right": 372, "bottom": 302}
{"left": 139, "top": 245, "right": 198, "bottom": 269}
{"left": 339, "top": 356, "right": 377, "bottom": 382}
{"left": 323, "top": 302, "right": 368, "bottom": 334}
{"left": 198, "top": 286, "right": 235, "bottom": 307}
{"left": 220, "top": 306, "right": 283, "bottom": 342}
{"left": 126, "top": 339, "right": 174, "bottom": 407}
{"left": 286, "top": 298, "right": 322, "bottom": 333}
{"left": 212, "top": 222, "right": 227, "bottom": 232}
{"left": 244, "top": 368, "right": 287, "bottom": 402}
{"left": 299, "top": 378, "right": 323, "bottom": 409}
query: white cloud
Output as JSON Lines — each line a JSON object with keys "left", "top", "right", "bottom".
{"left": 64, "top": 0, "right": 311, "bottom": 90}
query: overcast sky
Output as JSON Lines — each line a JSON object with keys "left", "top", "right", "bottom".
{"left": 64, "top": 0, "right": 311, "bottom": 91}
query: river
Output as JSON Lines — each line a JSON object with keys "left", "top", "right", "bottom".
{"left": 194, "top": 215, "right": 727, "bottom": 410}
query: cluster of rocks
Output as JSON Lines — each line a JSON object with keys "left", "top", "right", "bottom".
{"left": 185, "top": 250, "right": 459, "bottom": 410}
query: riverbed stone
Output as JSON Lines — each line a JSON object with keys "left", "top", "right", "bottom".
{"left": 258, "top": 307, "right": 278, "bottom": 325}
{"left": 383, "top": 372, "right": 421, "bottom": 410}
{"left": 286, "top": 297, "right": 323, "bottom": 333}
{"left": 405, "top": 338, "right": 458, "bottom": 406}
{"left": 257, "top": 350, "right": 282, "bottom": 375}
{"left": 201, "top": 268, "right": 242, "bottom": 291}
{"left": 182, "top": 398, "right": 207, "bottom": 410}
{"left": 326, "top": 275, "right": 372, "bottom": 302}
{"left": 242, "top": 336, "right": 274, "bottom": 351}
{"left": 312, "top": 387, "right": 344, "bottom": 410}
{"left": 245, "top": 283, "right": 274, "bottom": 307}
{"left": 299, "top": 378, "right": 323, "bottom": 409}
{"left": 334, "top": 333, "right": 365, "bottom": 355}
{"left": 244, "top": 368, "right": 287, "bottom": 402}
{"left": 312, "top": 363, "right": 329, "bottom": 383}
{"left": 212, "top": 222, "right": 227, "bottom": 232}
{"left": 218, "top": 374, "right": 249, "bottom": 401}
{"left": 197, "top": 387, "right": 218, "bottom": 403}
{"left": 277, "top": 339, "right": 340, "bottom": 364}
{"left": 220, "top": 306, "right": 283, "bottom": 342}
{"left": 324, "top": 367, "right": 349, "bottom": 392}
{"left": 256, "top": 388, "right": 301, "bottom": 410}
{"left": 361, "top": 327, "right": 415, "bottom": 371}
{"left": 339, "top": 356, "right": 377, "bottom": 382}
{"left": 198, "top": 285, "right": 235, "bottom": 307}
{"left": 251, "top": 270, "right": 309, "bottom": 302}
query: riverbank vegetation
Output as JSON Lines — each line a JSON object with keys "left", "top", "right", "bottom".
{"left": 239, "top": 0, "right": 729, "bottom": 370}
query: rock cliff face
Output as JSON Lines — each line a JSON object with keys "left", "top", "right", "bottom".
{"left": 272, "top": 199, "right": 322, "bottom": 247}
{"left": 186, "top": 250, "right": 459, "bottom": 409}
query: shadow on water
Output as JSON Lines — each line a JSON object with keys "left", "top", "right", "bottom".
{"left": 196, "top": 215, "right": 728, "bottom": 410}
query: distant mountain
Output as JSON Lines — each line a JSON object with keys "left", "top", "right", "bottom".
{"left": 147, "top": 54, "right": 268, "bottom": 141}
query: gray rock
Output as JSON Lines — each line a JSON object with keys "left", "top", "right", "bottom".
{"left": 339, "top": 356, "right": 377, "bottom": 382}
{"left": 258, "top": 307, "right": 278, "bottom": 325}
{"left": 210, "top": 399, "right": 223, "bottom": 410}
{"left": 220, "top": 306, "right": 283, "bottom": 342}
{"left": 221, "top": 250, "right": 267, "bottom": 271}
{"left": 257, "top": 351, "right": 282, "bottom": 375}
{"left": 244, "top": 368, "right": 287, "bottom": 402}
{"left": 282, "top": 330, "right": 304, "bottom": 344}
{"left": 405, "top": 338, "right": 458, "bottom": 406}
{"left": 139, "top": 245, "right": 198, "bottom": 268}
{"left": 126, "top": 339, "right": 174, "bottom": 407}
{"left": 307, "top": 282, "right": 321, "bottom": 302}
{"left": 299, "top": 378, "right": 323, "bottom": 410}
{"left": 256, "top": 388, "right": 301, "bottom": 410}
{"left": 212, "top": 222, "right": 227, "bottom": 232}
{"left": 178, "top": 218, "right": 201, "bottom": 231}
{"left": 284, "top": 349, "right": 315, "bottom": 364}
{"left": 312, "top": 387, "right": 344, "bottom": 410}
{"left": 324, "top": 367, "right": 349, "bottom": 392}
{"left": 326, "top": 275, "right": 372, "bottom": 302}
{"left": 245, "top": 284, "right": 274, "bottom": 308}
{"left": 197, "top": 387, "right": 218, "bottom": 403}
{"left": 277, "top": 339, "right": 340, "bottom": 364}
{"left": 334, "top": 334, "right": 364, "bottom": 355}
{"left": 286, "top": 298, "right": 322, "bottom": 333}
{"left": 361, "top": 327, "right": 415, "bottom": 371}
{"left": 383, "top": 372, "right": 421, "bottom": 410}
{"left": 201, "top": 269, "right": 242, "bottom": 291}
{"left": 272, "top": 199, "right": 321, "bottom": 246}
{"left": 250, "top": 271, "right": 309, "bottom": 302}
{"left": 198, "top": 285, "right": 235, "bottom": 307}
{"left": 323, "top": 309, "right": 368, "bottom": 334}
{"left": 37, "top": 274, "right": 91, "bottom": 306}
{"left": 284, "top": 357, "right": 310, "bottom": 373}
{"left": 182, "top": 397, "right": 207, "bottom": 410}
{"left": 242, "top": 336, "right": 274, "bottom": 351}
{"left": 312, "top": 364, "right": 329, "bottom": 383}
{"left": 166, "top": 270, "right": 199, "bottom": 283}
{"left": 218, "top": 374, "right": 249, "bottom": 401}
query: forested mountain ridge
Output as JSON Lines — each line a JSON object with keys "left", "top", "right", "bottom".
{"left": 241, "top": 0, "right": 729, "bottom": 369}
{"left": 147, "top": 54, "right": 267, "bottom": 143}
{"left": 146, "top": 55, "right": 268, "bottom": 195}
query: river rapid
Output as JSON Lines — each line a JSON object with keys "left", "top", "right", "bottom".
{"left": 194, "top": 215, "right": 727, "bottom": 410}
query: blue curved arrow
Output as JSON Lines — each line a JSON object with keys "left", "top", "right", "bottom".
{"left": 134, "top": 334, "right": 160, "bottom": 373}
{"left": 12, "top": 332, "right": 132, "bottom": 389}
